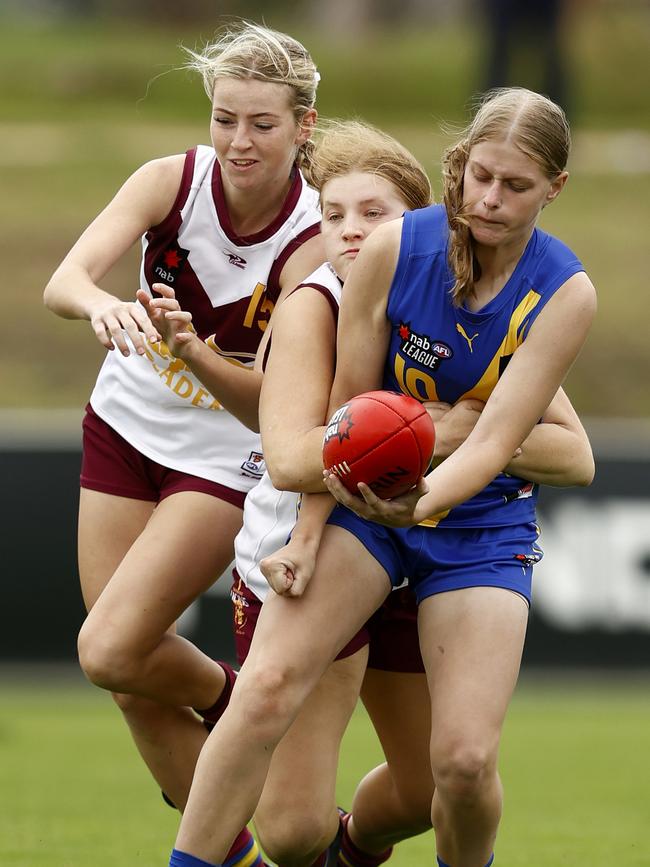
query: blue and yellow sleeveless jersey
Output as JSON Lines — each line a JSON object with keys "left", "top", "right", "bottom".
{"left": 383, "top": 204, "right": 584, "bottom": 528}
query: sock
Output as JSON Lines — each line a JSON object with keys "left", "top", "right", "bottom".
{"left": 168, "top": 830, "right": 263, "bottom": 867}
{"left": 194, "top": 661, "right": 238, "bottom": 725}
{"left": 223, "top": 827, "right": 264, "bottom": 867}
{"left": 338, "top": 812, "right": 392, "bottom": 867}
{"left": 436, "top": 856, "right": 494, "bottom": 867}
{"left": 169, "top": 848, "right": 219, "bottom": 867}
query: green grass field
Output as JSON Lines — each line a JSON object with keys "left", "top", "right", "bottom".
{"left": 1, "top": 670, "right": 649, "bottom": 866}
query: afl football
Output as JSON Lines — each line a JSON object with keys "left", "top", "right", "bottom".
{"left": 322, "top": 390, "right": 435, "bottom": 499}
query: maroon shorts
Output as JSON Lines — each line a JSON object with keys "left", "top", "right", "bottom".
{"left": 366, "top": 586, "right": 424, "bottom": 673}
{"left": 231, "top": 573, "right": 424, "bottom": 673}
{"left": 80, "top": 404, "right": 246, "bottom": 508}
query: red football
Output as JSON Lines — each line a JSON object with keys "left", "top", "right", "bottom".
{"left": 322, "top": 390, "right": 435, "bottom": 499}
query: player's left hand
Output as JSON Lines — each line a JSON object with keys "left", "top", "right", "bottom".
{"left": 137, "top": 284, "right": 197, "bottom": 359}
{"left": 323, "top": 470, "right": 429, "bottom": 528}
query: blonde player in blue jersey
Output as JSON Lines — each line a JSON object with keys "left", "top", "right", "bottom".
{"left": 168, "top": 88, "right": 596, "bottom": 867}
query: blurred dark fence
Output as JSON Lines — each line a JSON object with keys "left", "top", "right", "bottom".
{"left": 1, "top": 411, "right": 649, "bottom": 668}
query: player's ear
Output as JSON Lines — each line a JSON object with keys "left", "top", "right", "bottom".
{"left": 296, "top": 109, "right": 317, "bottom": 146}
{"left": 545, "top": 171, "right": 568, "bottom": 206}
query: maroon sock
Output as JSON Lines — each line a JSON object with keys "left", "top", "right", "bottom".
{"left": 339, "top": 812, "right": 393, "bottom": 866}
{"left": 193, "top": 660, "right": 237, "bottom": 725}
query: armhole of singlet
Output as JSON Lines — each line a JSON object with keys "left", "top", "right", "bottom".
{"left": 261, "top": 281, "right": 338, "bottom": 372}
{"left": 266, "top": 222, "right": 322, "bottom": 300}
{"left": 148, "top": 147, "right": 198, "bottom": 235}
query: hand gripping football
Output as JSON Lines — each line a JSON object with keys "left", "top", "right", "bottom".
{"left": 322, "top": 390, "right": 435, "bottom": 499}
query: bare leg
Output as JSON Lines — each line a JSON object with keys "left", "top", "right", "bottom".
{"left": 77, "top": 488, "right": 242, "bottom": 808}
{"left": 175, "top": 525, "right": 391, "bottom": 864}
{"left": 347, "top": 669, "right": 433, "bottom": 853}
{"left": 419, "top": 587, "right": 528, "bottom": 867}
{"left": 112, "top": 692, "right": 209, "bottom": 810}
{"left": 254, "top": 648, "right": 368, "bottom": 867}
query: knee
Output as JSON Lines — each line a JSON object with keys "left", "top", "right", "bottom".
{"left": 77, "top": 617, "right": 141, "bottom": 692}
{"left": 256, "top": 808, "right": 332, "bottom": 866}
{"left": 431, "top": 740, "right": 495, "bottom": 804}
{"left": 234, "top": 663, "right": 306, "bottom": 742}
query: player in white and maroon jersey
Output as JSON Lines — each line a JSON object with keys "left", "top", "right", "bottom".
{"left": 44, "top": 22, "right": 323, "bottom": 864}
{"left": 224, "top": 125, "right": 432, "bottom": 867}
{"left": 90, "top": 142, "right": 320, "bottom": 490}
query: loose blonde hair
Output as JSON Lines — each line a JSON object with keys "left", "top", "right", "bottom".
{"left": 184, "top": 21, "right": 319, "bottom": 168}
{"left": 442, "top": 87, "right": 571, "bottom": 305}
{"left": 305, "top": 119, "right": 432, "bottom": 211}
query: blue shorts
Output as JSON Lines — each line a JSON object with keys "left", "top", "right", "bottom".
{"left": 327, "top": 506, "right": 542, "bottom": 605}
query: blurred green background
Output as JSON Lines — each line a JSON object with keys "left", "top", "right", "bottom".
{"left": 2, "top": 0, "right": 649, "bottom": 415}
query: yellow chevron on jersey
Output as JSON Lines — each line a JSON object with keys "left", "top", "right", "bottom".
{"left": 458, "top": 289, "right": 542, "bottom": 403}
{"left": 418, "top": 508, "right": 450, "bottom": 528}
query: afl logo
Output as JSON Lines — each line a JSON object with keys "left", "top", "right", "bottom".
{"left": 241, "top": 451, "right": 265, "bottom": 479}
{"left": 432, "top": 343, "right": 452, "bottom": 358}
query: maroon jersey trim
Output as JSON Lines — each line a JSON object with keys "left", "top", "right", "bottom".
{"left": 211, "top": 161, "right": 307, "bottom": 247}
{"left": 146, "top": 147, "right": 197, "bottom": 238}
{"left": 266, "top": 222, "right": 321, "bottom": 301}
{"left": 288, "top": 281, "right": 340, "bottom": 324}
{"left": 262, "top": 280, "right": 339, "bottom": 372}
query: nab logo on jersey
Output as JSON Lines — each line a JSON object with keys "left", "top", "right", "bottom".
{"left": 153, "top": 242, "right": 189, "bottom": 285}
{"left": 224, "top": 250, "right": 247, "bottom": 270}
{"left": 397, "top": 322, "right": 452, "bottom": 372}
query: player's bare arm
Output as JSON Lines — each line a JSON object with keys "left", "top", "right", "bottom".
{"left": 44, "top": 155, "right": 185, "bottom": 354}
{"left": 506, "top": 386, "right": 595, "bottom": 486}
{"left": 259, "top": 287, "right": 337, "bottom": 492}
{"left": 260, "top": 492, "right": 334, "bottom": 597}
{"left": 428, "top": 388, "right": 594, "bottom": 487}
{"left": 327, "top": 220, "right": 402, "bottom": 415}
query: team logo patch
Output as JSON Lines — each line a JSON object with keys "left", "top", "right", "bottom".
{"left": 152, "top": 241, "right": 189, "bottom": 285}
{"left": 514, "top": 551, "right": 542, "bottom": 569}
{"left": 323, "top": 403, "right": 353, "bottom": 445}
{"left": 397, "top": 322, "right": 452, "bottom": 372}
{"left": 502, "top": 481, "right": 534, "bottom": 504}
{"left": 240, "top": 451, "right": 266, "bottom": 479}
{"left": 224, "top": 250, "right": 247, "bottom": 270}
{"left": 231, "top": 582, "right": 249, "bottom": 633}
{"left": 456, "top": 323, "right": 480, "bottom": 353}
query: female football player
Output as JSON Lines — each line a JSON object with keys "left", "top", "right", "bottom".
{"left": 43, "top": 21, "right": 323, "bottom": 865}
{"left": 169, "top": 88, "right": 595, "bottom": 867}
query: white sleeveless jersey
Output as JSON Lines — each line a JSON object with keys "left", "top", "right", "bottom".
{"left": 90, "top": 145, "right": 321, "bottom": 491}
{"left": 235, "top": 262, "right": 343, "bottom": 600}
